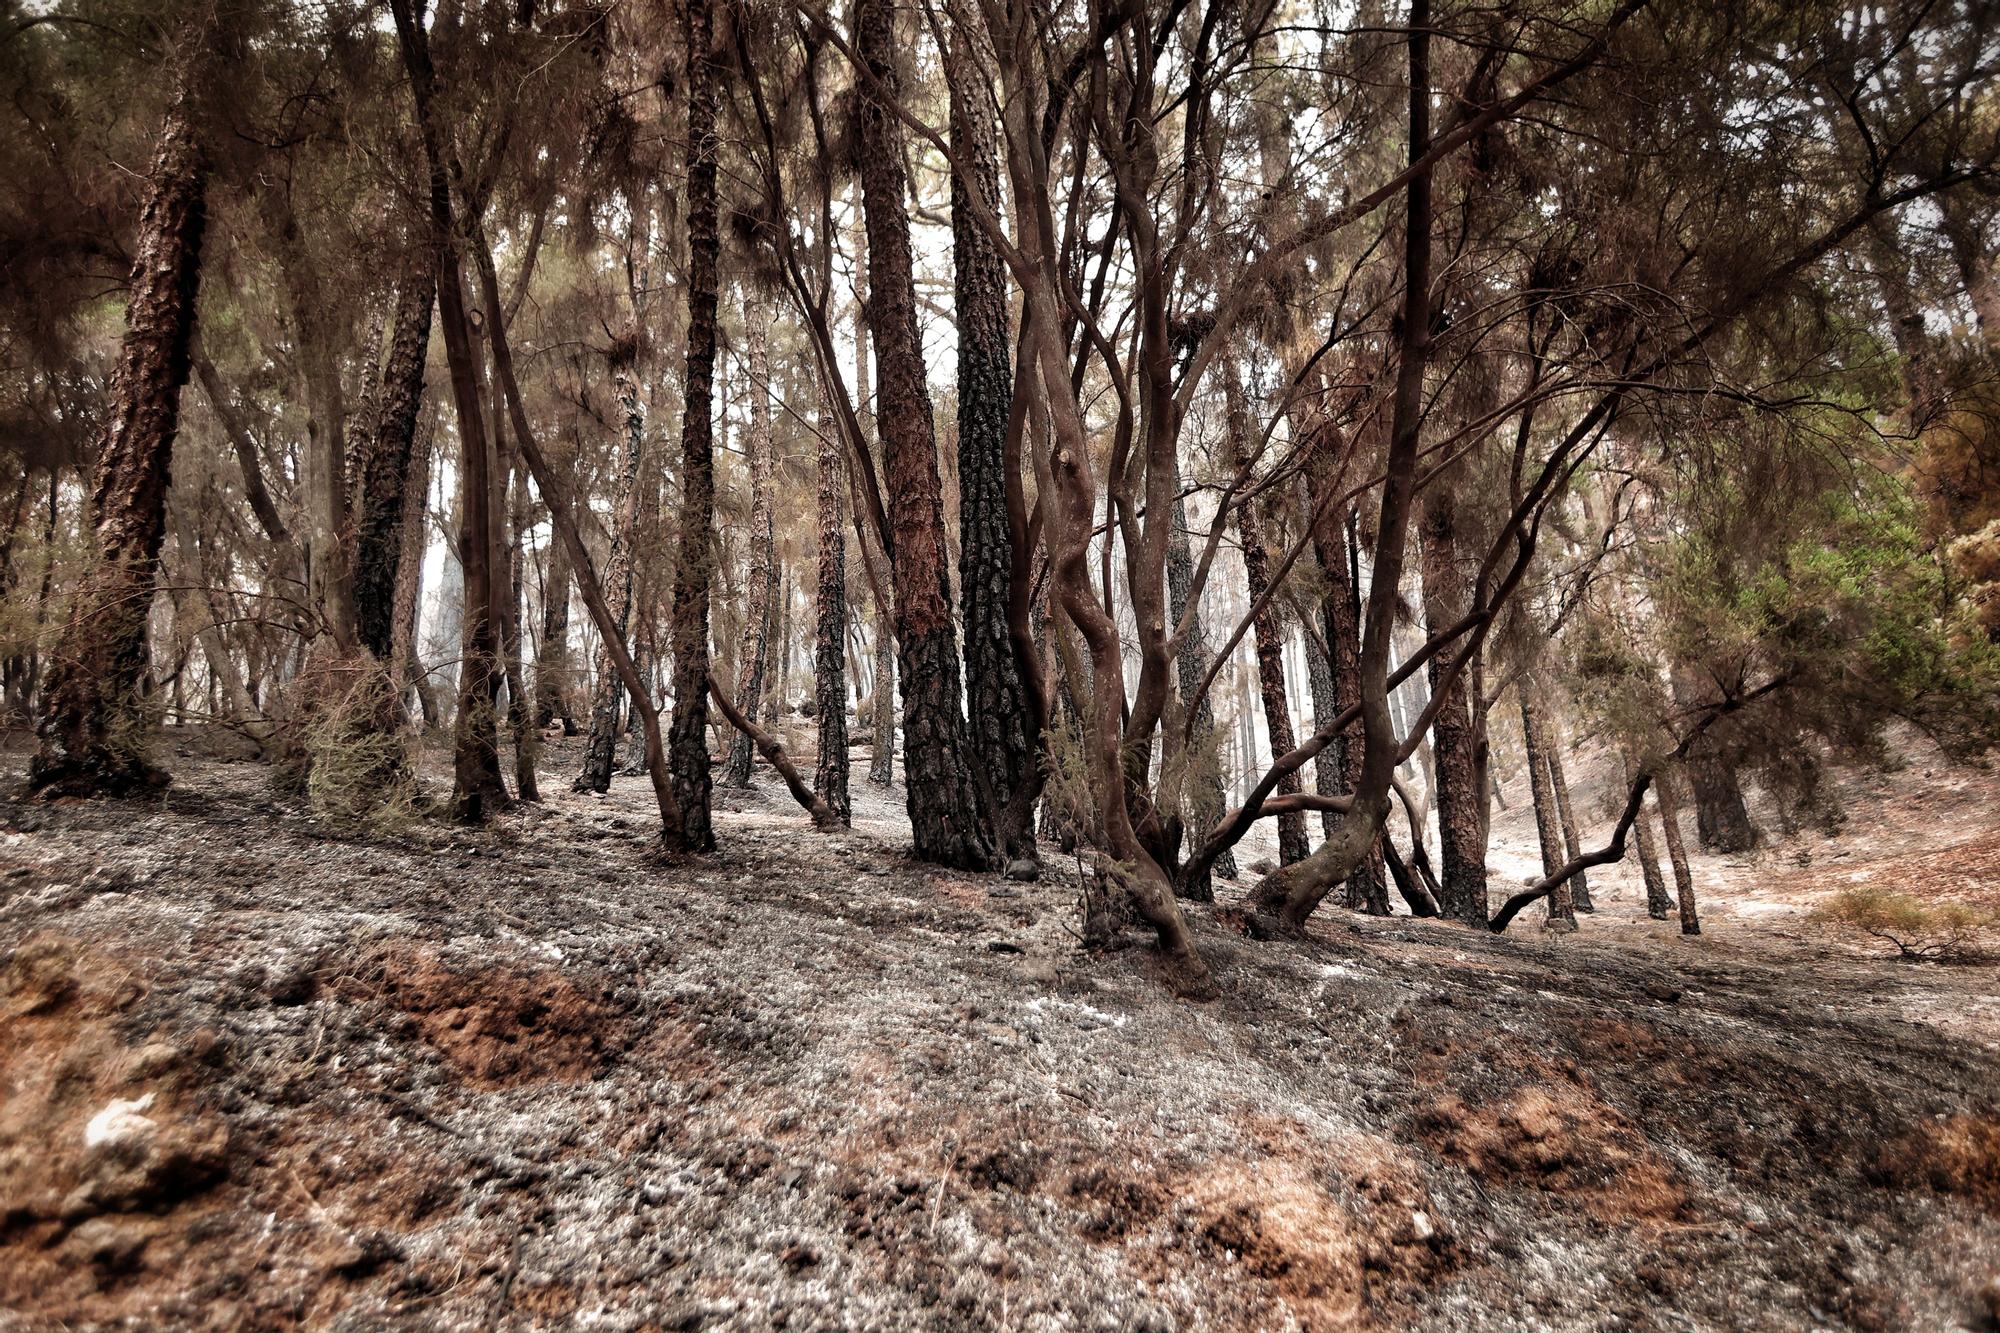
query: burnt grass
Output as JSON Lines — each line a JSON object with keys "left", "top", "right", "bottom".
{"left": 2, "top": 732, "right": 1997, "bottom": 1330}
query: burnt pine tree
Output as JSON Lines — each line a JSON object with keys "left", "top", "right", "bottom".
{"left": 1419, "top": 485, "right": 1490, "bottom": 923}
{"left": 1544, "top": 718, "right": 1593, "bottom": 912}
{"left": 1519, "top": 687, "right": 1577, "bottom": 932}
{"left": 30, "top": 83, "right": 209, "bottom": 797}
{"left": 575, "top": 325, "right": 646, "bottom": 793}
{"left": 666, "top": 0, "right": 721, "bottom": 853}
{"left": 854, "top": 0, "right": 991, "bottom": 869}
{"left": 723, "top": 294, "right": 777, "bottom": 788}
{"left": 1165, "top": 493, "right": 1235, "bottom": 897}
{"left": 947, "top": 20, "right": 1035, "bottom": 861}
{"left": 814, "top": 396, "right": 851, "bottom": 826}
{"left": 351, "top": 239, "right": 435, "bottom": 664}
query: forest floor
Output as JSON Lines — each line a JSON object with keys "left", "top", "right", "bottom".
{"left": 2, "top": 722, "right": 1998, "bottom": 1331}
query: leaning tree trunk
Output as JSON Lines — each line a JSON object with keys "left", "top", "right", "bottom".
{"left": 949, "top": 22, "right": 1035, "bottom": 862}
{"left": 855, "top": 0, "right": 992, "bottom": 870}
{"left": 723, "top": 297, "right": 777, "bottom": 788}
{"left": 814, "top": 398, "right": 851, "bottom": 826}
{"left": 666, "top": 0, "right": 720, "bottom": 852}
{"left": 1223, "top": 368, "right": 1309, "bottom": 867}
{"left": 1624, "top": 752, "right": 1673, "bottom": 919}
{"left": 1656, "top": 765, "right": 1701, "bottom": 935}
{"left": 1166, "top": 494, "right": 1234, "bottom": 896}
{"left": 1518, "top": 689, "right": 1576, "bottom": 933}
{"left": 1419, "top": 488, "right": 1490, "bottom": 924}
{"left": 1544, "top": 716, "right": 1591, "bottom": 911}
{"left": 31, "top": 89, "right": 208, "bottom": 798}
{"left": 353, "top": 240, "right": 436, "bottom": 663}
{"left": 577, "top": 344, "right": 646, "bottom": 792}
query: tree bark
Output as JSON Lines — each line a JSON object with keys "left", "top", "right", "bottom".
{"left": 723, "top": 295, "right": 777, "bottom": 787}
{"left": 1545, "top": 718, "right": 1591, "bottom": 911}
{"left": 1224, "top": 367, "right": 1309, "bottom": 867}
{"left": 667, "top": 0, "right": 721, "bottom": 852}
{"left": 1166, "top": 494, "right": 1234, "bottom": 896}
{"left": 855, "top": 0, "right": 992, "bottom": 869}
{"left": 814, "top": 397, "right": 851, "bottom": 825}
{"left": 949, "top": 21, "right": 1035, "bottom": 861}
{"left": 1419, "top": 487, "right": 1489, "bottom": 924}
{"left": 1624, "top": 752, "right": 1673, "bottom": 919}
{"left": 1519, "top": 688, "right": 1577, "bottom": 932}
{"left": 31, "top": 86, "right": 208, "bottom": 797}
{"left": 1656, "top": 765, "right": 1701, "bottom": 935}
{"left": 388, "top": 0, "right": 506, "bottom": 821}
{"left": 576, "top": 338, "right": 646, "bottom": 793}
{"left": 352, "top": 243, "right": 436, "bottom": 662}
{"left": 535, "top": 517, "right": 577, "bottom": 733}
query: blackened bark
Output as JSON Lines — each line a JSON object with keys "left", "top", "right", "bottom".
{"left": 815, "top": 400, "right": 851, "bottom": 825}
{"left": 667, "top": 0, "right": 720, "bottom": 852}
{"left": 1657, "top": 765, "right": 1701, "bottom": 935}
{"left": 1673, "top": 670, "right": 1758, "bottom": 853}
{"left": 723, "top": 299, "right": 776, "bottom": 787}
{"left": 1519, "top": 689, "right": 1576, "bottom": 932}
{"left": 502, "top": 455, "right": 538, "bottom": 800}
{"left": 1166, "top": 495, "right": 1234, "bottom": 895}
{"left": 948, "top": 24, "right": 1034, "bottom": 860}
{"left": 31, "top": 90, "right": 207, "bottom": 797}
{"left": 387, "top": 0, "right": 506, "bottom": 820}
{"left": 1544, "top": 721, "right": 1591, "bottom": 911}
{"left": 1624, "top": 752, "right": 1673, "bottom": 919}
{"left": 1419, "top": 489, "right": 1489, "bottom": 924}
{"left": 576, "top": 346, "right": 646, "bottom": 793}
{"left": 856, "top": 0, "right": 991, "bottom": 869}
{"left": 1223, "top": 369, "right": 1308, "bottom": 866}
{"left": 353, "top": 244, "right": 436, "bottom": 662}
{"left": 391, "top": 420, "right": 436, "bottom": 726}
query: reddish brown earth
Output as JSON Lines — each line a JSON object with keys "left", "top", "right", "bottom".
{"left": 1, "top": 724, "right": 1996, "bottom": 1330}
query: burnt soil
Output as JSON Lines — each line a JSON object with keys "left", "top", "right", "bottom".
{"left": 2, "top": 727, "right": 1997, "bottom": 1331}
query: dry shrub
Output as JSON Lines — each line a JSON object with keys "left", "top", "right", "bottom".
{"left": 279, "top": 647, "right": 416, "bottom": 826}
{"left": 1814, "top": 886, "right": 1996, "bottom": 961}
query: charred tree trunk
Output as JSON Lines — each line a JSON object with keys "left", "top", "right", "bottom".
{"left": 1223, "top": 369, "right": 1309, "bottom": 866}
{"left": 353, "top": 243, "right": 436, "bottom": 663}
{"left": 1625, "top": 753, "right": 1673, "bottom": 919}
{"left": 1166, "top": 494, "right": 1234, "bottom": 896}
{"left": 666, "top": 0, "right": 720, "bottom": 852}
{"left": 723, "top": 298, "right": 776, "bottom": 788}
{"left": 814, "top": 398, "right": 851, "bottom": 825}
{"left": 949, "top": 23, "right": 1034, "bottom": 861}
{"left": 576, "top": 344, "right": 646, "bottom": 793}
{"left": 1672, "top": 671, "right": 1759, "bottom": 854}
{"left": 1544, "top": 718, "right": 1591, "bottom": 912}
{"left": 1656, "top": 765, "right": 1701, "bottom": 935}
{"left": 389, "top": 0, "right": 505, "bottom": 821}
{"left": 855, "top": 0, "right": 992, "bottom": 869}
{"left": 1519, "top": 689, "right": 1576, "bottom": 932}
{"left": 1419, "top": 489, "right": 1489, "bottom": 924}
{"left": 502, "top": 455, "right": 538, "bottom": 800}
{"left": 31, "top": 88, "right": 208, "bottom": 797}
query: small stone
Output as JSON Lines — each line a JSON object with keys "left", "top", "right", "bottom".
{"left": 1980, "top": 1277, "right": 2000, "bottom": 1324}
{"left": 64, "top": 1216, "right": 149, "bottom": 1274}
{"left": 986, "top": 941, "right": 1024, "bottom": 955}
{"left": 1644, "top": 982, "right": 1683, "bottom": 1004}
{"left": 641, "top": 1179, "right": 671, "bottom": 1206}
{"left": 779, "top": 1242, "right": 819, "bottom": 1269}
{"left": 1124, "top": 1305, "right": 1177, "bottom": 1333}
{"left": 1003, "top": 858, "right": 1041, "bottom": 882}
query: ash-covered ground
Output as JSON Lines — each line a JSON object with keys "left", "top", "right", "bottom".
{"left": 2, "top": 728, "right": 1997, "bottom": 1330}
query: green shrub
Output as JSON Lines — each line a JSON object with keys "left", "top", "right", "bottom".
{"left": 1814, "top": 887, "right": 1995, "bottom": 961}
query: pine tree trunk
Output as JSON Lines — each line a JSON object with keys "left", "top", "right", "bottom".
{"left": 1419, "top": 489, "right": 1489, "bottom": 924}
{"left": 1544, "top": 718, "right": 1590, "bottom": 911}
{"left": 814, "top": 398, "right": 851, "bottom": 825}
{"left": 536, "top": 522, "right": 576, "bottom": 733}
{"left": 1166, "top": 494, "right": 1234, "bottom": 895}
{"left": 503, "top": 456, "right": 538, "bottom": 800}
{"left": 576, "top": 346, "right": 646, "bottom": 793}
{"left": 392, "top": 419, "right": 436, "bottom": 727}
{"left": 31, "top": 88, "right": 208, "bottom": 797}
{"left": 855, "top": 0, "right": 991, "bottom": 870}
{"left": 1656, "top": 766, "right": 1702, "bottom": 935}
{"left": 1223, "top": 368, "right": 1308, "bottom": 867}
{"left": 723, "top": 297, "right": 776, "bottom": 788}
{"left": 1519, "top": 690, "right": 1576, "bottom": 932}
{"left": 949, "top": 23, "right": 1035, "bottom": 861}
{"left": 1672, "top": 671, "right": 1759, "bottom": 853}
{"left": 1625, "top": 753, "right": 1673, "bottom": 919}
{"left": 666, "top": 0, "right": 720, "bottom": 852}
{"left": 353, "top": 243, "right": 435, "bottom": 662}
